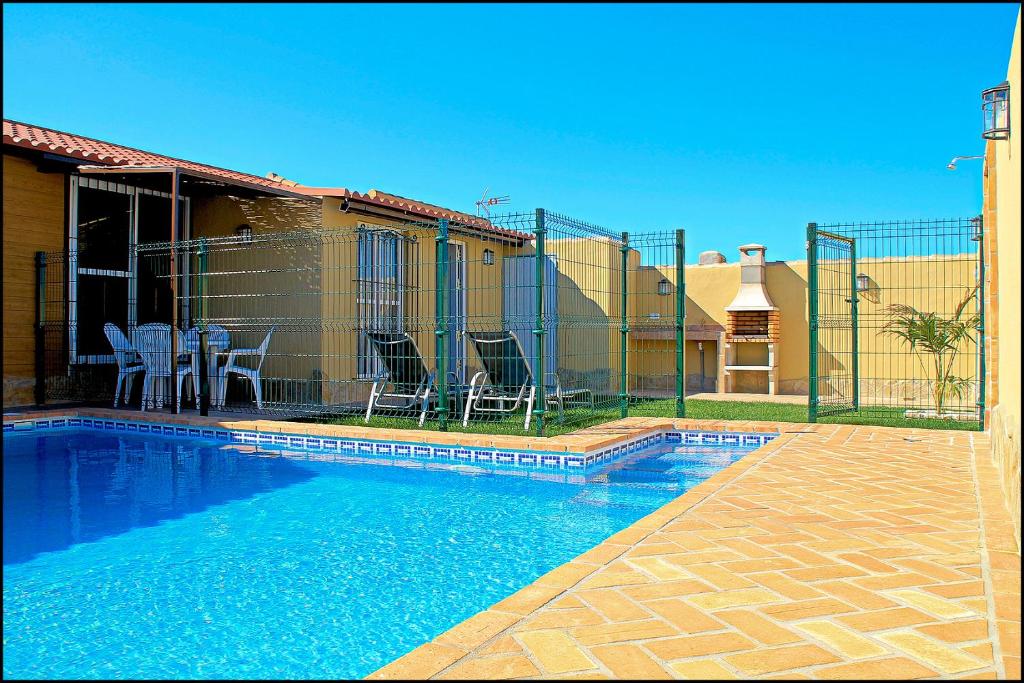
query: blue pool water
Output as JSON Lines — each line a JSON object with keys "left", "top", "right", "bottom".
{"left": 3, "top": 429, "right": 756, "bottom": 679}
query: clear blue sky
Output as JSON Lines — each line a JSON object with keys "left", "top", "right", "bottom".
{"left": 3, "top": 3, "right": 1018, "bottom": 261}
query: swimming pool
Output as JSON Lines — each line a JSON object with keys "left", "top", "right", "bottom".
{"left": 3, "top": 427, "right": 762, "bottom": 679}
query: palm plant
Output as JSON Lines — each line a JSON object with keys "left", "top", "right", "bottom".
{"left": 882, "top": 286, "right": 980, "bottom": 416}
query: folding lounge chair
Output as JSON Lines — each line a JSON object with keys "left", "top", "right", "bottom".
{"left": 462, "top": 331, "right": 594, "bottom": 431}
{"left": 363, "top": 332, "right": 437, "bottom": 427}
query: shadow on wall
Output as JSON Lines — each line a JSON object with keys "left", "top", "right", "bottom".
{"left": 552, "top": 264, "right": 617, "bottom": 394}
{"left": 684, "top": 296, "right": 717, "bottom": 329}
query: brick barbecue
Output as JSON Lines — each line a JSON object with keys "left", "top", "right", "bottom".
{"left": 722, "top": 244, "right": 780, "bottom": 394}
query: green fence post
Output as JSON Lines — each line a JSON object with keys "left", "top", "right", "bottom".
{"left": 807, "top": 223, "right": 819, "bottom": 423}
{"left": 533, "top": 209, "right": 547, "bottom": 436}
{"left": 620, "top": 232, "right": 630, "bottom": 419}
{"left": 976, "top": 215, "right": 986, "bottom": 431}
{"left": 675, "top": 229, "right": 686, "bottom": 418}
{"left": 850, "top": 238, "right": 859, "bottom": 412}
{"left": 435, "top": 218, "right": 450, "bottom": 431}
{"left": 34, "top": 251, "right": 47, "bottom": 406}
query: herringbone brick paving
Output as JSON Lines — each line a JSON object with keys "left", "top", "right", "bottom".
{"left": 371, "top": 422, "right": 1021, "bottom": 680}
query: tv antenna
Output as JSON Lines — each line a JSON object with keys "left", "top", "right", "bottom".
{"left": 475, "top": 187, "right": 510, "bottom": 217}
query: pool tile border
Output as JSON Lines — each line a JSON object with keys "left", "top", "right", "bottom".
{"left": 2, "top": 412, "right": 777, "bottom": 473}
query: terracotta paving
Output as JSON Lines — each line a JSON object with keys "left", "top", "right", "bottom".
{"left": 369, "top": 423, "right": 1021, "bottom": 680}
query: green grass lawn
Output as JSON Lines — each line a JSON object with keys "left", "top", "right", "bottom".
{"left": 309, "top": 397, "right": 980, "bottom": 437}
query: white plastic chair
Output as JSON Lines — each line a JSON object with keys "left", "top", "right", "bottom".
{"left": 219, "top": 327, "right": 274, "bottom": 409}
{"left": 134, "top": 324, "right": 195, "bottom": 412}
{"left": 103, "top": 323, "right": 145, "bottom": 407}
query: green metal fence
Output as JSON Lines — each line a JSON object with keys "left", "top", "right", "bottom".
{"left": 808, "top": 217, "right": 985, "bottom": 429}
{"left": 38, "top": 209, "right": 687, "bottom": 436}
{"left": 624, "top": 230, "right": 686, "bottom": 418}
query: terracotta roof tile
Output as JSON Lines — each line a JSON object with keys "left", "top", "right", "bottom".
{"left": 3, "top": 119, "right": 293, "bottom": 191}
{"left": 3, "top": 119, "right": 527, "bottom": 240}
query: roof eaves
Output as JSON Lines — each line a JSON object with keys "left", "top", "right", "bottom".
{"left": 77, "top": 164, "right": 313, "bottom": 199}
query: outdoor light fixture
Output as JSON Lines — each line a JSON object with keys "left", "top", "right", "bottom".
{"left": 856, "top": 273, "right": 870, "bottom": 292}
{"left": 235, "top": 224, "right": 253, "bottom": 242}
{"left": 657, "top": 278, "right": 671, "bottom": 296}
{"left": 982, "top": 81, "right": 1010, "bottom": 140}
{"left": 482, "top": 248, "right": 495, "bottom": 266}
{"left": 970, "top": 216, "right": 983, "bottom": 242}
{"left": 946, "top": 155, "right": 984, "bottom": 170}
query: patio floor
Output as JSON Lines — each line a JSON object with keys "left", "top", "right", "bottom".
{"left": 370, "top": 422, "right": 1020, "bottom": 680}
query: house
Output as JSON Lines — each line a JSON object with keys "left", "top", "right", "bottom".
{"left": 2, "top": 119, "right": 531, "bottom": 409}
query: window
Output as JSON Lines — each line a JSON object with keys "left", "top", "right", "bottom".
{"left": 356, "top": 226, "right": 405, "bottom": 378}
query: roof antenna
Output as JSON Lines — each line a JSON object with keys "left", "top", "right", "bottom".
{"left": 475, "top": 187, "right": 510, "bottom": 218}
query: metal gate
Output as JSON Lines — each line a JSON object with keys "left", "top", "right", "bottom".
{"left": 808, "top": 225, "right": 858, "bottom": 418}
{"left": 808, "top": 218, "right": 985, "bottom": 429}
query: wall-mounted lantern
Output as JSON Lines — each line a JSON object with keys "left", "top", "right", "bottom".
{"left": 482, "top": 248, "right": 495, "bottom": 266}
{"left": 235, "top": 223, "right": 253, "bottom": 242}
{"left": 855, "top": 273, "right": 871, "bottom": 292}
{"left": 657, "top": 278, "right": 671, "bottom": 296}
{"left": 970, "top": 215, "right": 983, "bottom": 242}
{"left": 982, "top": 81, "right": 1010, "bottom": 140}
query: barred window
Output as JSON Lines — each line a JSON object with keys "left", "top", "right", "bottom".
{"left": 356, "top": 227, "right": 404, "bottom": 378}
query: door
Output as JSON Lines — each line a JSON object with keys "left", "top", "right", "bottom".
{"left": 447, "top": 242, "right": 467, "bottom": 383}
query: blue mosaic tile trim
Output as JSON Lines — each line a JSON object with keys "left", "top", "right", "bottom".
{"left": 3, "top": 415, "right": 779, "bottom": 472}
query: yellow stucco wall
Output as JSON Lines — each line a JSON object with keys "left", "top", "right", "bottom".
{"left": 627, "top": 254, "right": 980, "bottom": 402}
{"left": 987, "top": 10, "right": 1021, "bottom": 549}
{"left": 2, "top": 154, "right": 66, "bottom": 406}
{"left": 546, "top": 236, "right": 623, "bottom": 394}
{"left": 191, "top": 195, "right": 325, "bottom": 406}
